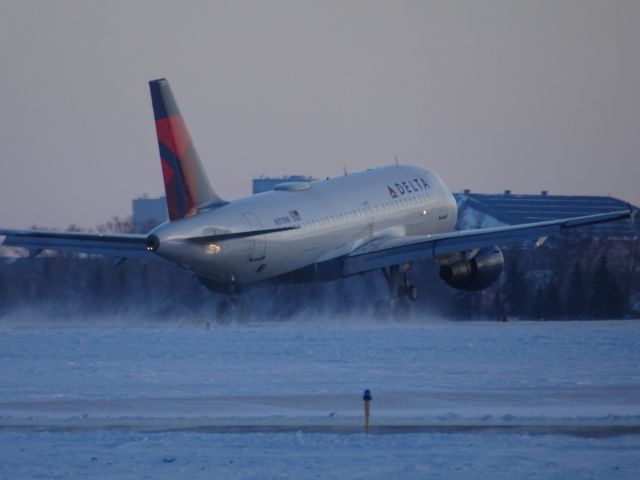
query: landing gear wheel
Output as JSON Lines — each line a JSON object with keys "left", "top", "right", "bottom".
{"left": 216, "top": 297, "right": 252, "bottom": 324}
{"left": 392, "top": 299, "right": 411, "bottom": 319}
{"left": 380, "top": 264, "right": 417, "bottom": 319}
{"left": 407, "top": 284, "right": 418, "bottom": 302}
{"left": 235, "top": 300, "right": 252, "bottom": 324}
{"left": 374, "top": 300, "right": 391, "bottom": 319}
{"left": 216, "top": 299, "right": 234, "bottom": 324}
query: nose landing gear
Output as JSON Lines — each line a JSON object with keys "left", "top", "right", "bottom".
{"left": 197, "top": 277, "right": 250, "bottom": 324}
{"left": 375, "top": 264, "right": 418, "bottom": 318}
{"left": 215, "top": 295, "right": 250, "bottom": 324}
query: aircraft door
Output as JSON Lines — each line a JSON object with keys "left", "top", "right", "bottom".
{"left": 243, "top": 212, "right": 266, "bottom": 262}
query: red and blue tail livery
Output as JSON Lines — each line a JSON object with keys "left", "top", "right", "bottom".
{"left": 149, "top": 79, "right": 226, "bottom": 221}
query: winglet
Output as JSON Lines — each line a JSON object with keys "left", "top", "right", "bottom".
{"left": 149, "top": 79, "right": 226, "bottom": 221}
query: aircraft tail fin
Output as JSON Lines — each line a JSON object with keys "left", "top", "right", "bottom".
{"left": 149, "top": 78, "right": 226, "bottom": 221}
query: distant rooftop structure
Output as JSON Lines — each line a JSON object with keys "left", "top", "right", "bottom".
{"left": 253, "top": 175, "right": 317, "bottom": 194}
{"left": 132, "top": 196, "right": 167, "bottom": 233}
{"left": 455, "top": 191, "right": 638, "bottom": 238}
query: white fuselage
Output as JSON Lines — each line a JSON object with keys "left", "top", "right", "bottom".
{"left": 151, "top": 165, "right": 457, "bottom": 285}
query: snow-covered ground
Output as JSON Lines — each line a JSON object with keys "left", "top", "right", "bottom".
{"left": 1, "top": 316, "right": 639, "bottom": 478}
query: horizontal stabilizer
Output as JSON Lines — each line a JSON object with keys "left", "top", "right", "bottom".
{"left": 0, "top": 229, "right": 153, "bottom": 259}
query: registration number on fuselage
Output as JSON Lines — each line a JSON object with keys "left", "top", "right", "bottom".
{"left": 274, "top": 216, "right": 292, "bottom": 225}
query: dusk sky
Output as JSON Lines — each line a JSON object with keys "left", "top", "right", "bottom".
{"left": 1, "top": 0, "right": 639, "bottom": 229}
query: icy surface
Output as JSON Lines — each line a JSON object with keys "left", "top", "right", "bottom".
{"left": 2, "top": 431, "right": 640, "bottom": 480}
{"left": 1, "top": 318, "right": 639, "bottom": 478}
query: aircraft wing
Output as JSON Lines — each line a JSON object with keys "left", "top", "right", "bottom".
{"left": 343, "top": 207, "right": 633, "bottom": 275}
{"left": 0, "top": 229, "right": 153, "bottom": 259}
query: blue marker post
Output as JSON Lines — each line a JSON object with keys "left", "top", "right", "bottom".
{"left": 363, "top": 389, "right": 372, "bottom": 433}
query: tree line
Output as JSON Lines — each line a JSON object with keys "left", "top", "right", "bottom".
{"left": 0, "top": 219, "right": 637, "bottom": 321}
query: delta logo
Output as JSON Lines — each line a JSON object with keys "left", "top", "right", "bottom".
{"left": 386, "top": 177, "right": 430, "bottom": 198}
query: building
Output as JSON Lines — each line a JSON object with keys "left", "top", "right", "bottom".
{"left": 132, "top": 196, "right": 167, "bottom": 233}
{"left": 455, "top": 190, "right": 638, "bottom": 238}
{"left": 252, "top": 175, "right": 317, "bottom": 194}
{"left": 454, "top": 190, "right": 640, "bottom": 309}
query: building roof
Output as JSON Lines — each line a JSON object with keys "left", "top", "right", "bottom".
{"left": 454, "top": 192, "right": 638, "bottom": 238}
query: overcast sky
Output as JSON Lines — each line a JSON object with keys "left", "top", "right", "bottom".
{"left": 1, "top": 0, "right": 639, "bottom": 229}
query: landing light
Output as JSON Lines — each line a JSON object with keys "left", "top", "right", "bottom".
{"left": 208, "top": 243, "right": 221, "bottom": 254}
{"left": 421, "top": 210, "right": 428, "bottom": 216}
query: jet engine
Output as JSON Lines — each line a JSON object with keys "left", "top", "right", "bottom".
{"left": 439, "top": 246, "right": 504, "bottom": 291}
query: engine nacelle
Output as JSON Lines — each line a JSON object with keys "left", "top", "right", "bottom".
{"left": 439, "top": 246, "right": 504, "bottom": 291}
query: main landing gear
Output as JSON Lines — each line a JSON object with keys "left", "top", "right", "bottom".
{"left": 216, "top": 296, "right": 250, "bottom": 323}
{"left": 375, "top": 264, "right": 418, "bottom": 318}
{"left": 214, "top": 282, "right": 250, "bottom": 324}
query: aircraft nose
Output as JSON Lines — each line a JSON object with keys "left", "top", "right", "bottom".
{"left": 146, "top": 234, "right": 160, "bottom": 252}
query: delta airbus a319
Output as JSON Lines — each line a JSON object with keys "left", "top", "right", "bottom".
{"left": 0, "top": 79, "right": 633, "bottom": 316}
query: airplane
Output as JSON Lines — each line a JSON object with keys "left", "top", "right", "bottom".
{"left": 0, "top": 78, "right": 634, "bottom": 316}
